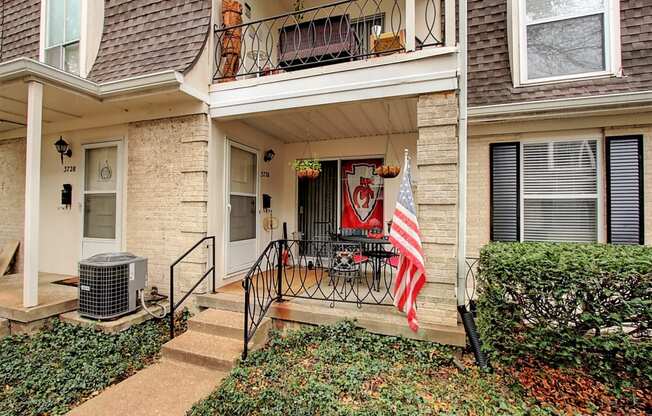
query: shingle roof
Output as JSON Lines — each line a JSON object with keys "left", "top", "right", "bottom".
{"left": 0, "top": 0, "right": 41, "bottom": 63}
{"left": 88, "top": 0, "right": 211, "bottom": 83}
{"left": 468, "top": 0, "right": 652, "bottom": 107}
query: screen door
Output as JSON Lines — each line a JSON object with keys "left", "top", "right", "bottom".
{"left": 81, "top": 142, "right": 122, "bottom": 259}
{"left": 226, "top": 142, "right": 259, "bottom": 274}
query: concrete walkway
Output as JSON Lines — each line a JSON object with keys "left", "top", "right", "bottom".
{"left": 67, "top": 360, "right": 225, "bottom": 416}
{"left": 68, "top": 309, "right": 269, "bottom": 416}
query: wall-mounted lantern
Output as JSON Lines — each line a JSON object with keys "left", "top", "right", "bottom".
{"left": 54, "top": 137, "right": 72, "bottom": 164}
{"left": 264, "top": 149, "right": 275, "bottom": 162}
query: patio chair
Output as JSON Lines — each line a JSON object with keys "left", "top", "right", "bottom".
{"left": 327, "top": 242, "right": 366, "bottom": 287}
{"left": 313, "top": 221, "right": 336, "bottom": 267}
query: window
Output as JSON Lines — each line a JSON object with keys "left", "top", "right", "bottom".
{"left": 515, "top": 0, "right": 617, "bottom": 84}
{"left": 522, "top": 140, "right": 599, "bottom": 242}
{"left": 45, "top": 0, "right": 81, "bottom": 74}
{"left": 491, "top": 139, "right": 600, "bottom": 243}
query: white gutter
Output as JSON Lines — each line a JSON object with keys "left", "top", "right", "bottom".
{"left": 0, "top": 58, "right": 187, "bottom": 100}
{"left": 457, "top": 0, "right": 468, "bottom": 307}
{"left": 468, "top": 90, "right": 652, "bottom": 120}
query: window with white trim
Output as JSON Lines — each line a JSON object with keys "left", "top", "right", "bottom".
{"left": 515, "top": 0, "right": 617, "bottom": 84}
{"left": 490, "top": 139, "right": 600, "bottom": 243}
{"left": 522, "top": 140, "right": 599, "bottom": 242}
{"left": 45, "top": 0, "right": 81, "bottom": 74}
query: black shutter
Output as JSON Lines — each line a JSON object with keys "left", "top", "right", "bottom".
{"left": 490, "top": 143, "right": 520, "bottom": 242}
{"left": 606, "top": 135, "right": 644, "bottom": 245}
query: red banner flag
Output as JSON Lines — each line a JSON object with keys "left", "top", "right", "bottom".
{"left": 341, "top": 159, "right": 384, "bottom": 230}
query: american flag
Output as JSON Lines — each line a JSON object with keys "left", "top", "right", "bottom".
{"left": 389, "top": 152, "right": 426, "bottom": 332}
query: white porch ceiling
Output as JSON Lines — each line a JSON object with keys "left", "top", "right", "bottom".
{"left": 240, "top": 97, "right": 418, "bottom": 143}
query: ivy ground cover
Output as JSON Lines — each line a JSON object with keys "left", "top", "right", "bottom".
{"left": 0, "top": 315, "right": 185, "bottom": 416}
{"left": 188, "top": 321, "right": 650, "bottom": 416}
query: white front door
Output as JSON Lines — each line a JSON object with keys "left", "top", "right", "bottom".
{"left": 81, "top": 142, "right": 122, "bottom": 259}
{"left": 226, "top": 142, "right": 259, "bottom": 274}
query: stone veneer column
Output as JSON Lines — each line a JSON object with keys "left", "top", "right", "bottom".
{"left": 126, "top": 114, "right": 210, "bottom": 298}
{"left": 415, "top": 92, "right": 459, "bottom": 327}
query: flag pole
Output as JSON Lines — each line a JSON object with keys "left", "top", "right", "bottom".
{"left": 403, "top": 148, "right": 409, "bottom": 168}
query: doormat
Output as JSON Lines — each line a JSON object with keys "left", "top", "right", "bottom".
{"left": 52, "top": 277, "right": 79, "bottom": 287}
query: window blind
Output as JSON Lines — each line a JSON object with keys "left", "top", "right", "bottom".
{"left": 522, "top": 140, "right": 598, "bottom": 242}
{"left": 606, "top": 136, "right": 644, "bottom": 245}
{"left": 490, "top": 143, "right": 520, "bottom": 241}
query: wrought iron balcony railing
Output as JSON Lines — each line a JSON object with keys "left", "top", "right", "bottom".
{"left": 214, "top": 0, "right": 443, "bottom": 82}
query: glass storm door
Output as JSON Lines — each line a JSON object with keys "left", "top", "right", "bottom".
{"left": 227, "top": 143, "right": 258, "bottom": 274}
{"left": 81, "top": 143, "right": 122, "bottom": 259}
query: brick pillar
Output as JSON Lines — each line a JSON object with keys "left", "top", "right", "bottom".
{"left": 126, "top": 114, "right": 209, "bottom": 298}
{"left": 415, "top": 92, "right": 459, "bottom": 327}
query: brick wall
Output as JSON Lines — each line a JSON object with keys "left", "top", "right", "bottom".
{"left": 0, "top": 138, "right": 25, "bottom": 274}
{"left": 466, "top": 126, "right": 652, "bottom": 254}
{"left": 415, "top": 92, "right": 459, "bottom": 327}
{"left": 126, "top": 114, "right": 209, "bottom": 298}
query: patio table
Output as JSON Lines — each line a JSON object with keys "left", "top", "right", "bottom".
{"left": 339, "top": 235, "right": 394, "bottom": 291}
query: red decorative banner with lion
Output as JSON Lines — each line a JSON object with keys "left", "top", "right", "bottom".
{"left": 341, "top": 159, "right": 384, "bottom": 230}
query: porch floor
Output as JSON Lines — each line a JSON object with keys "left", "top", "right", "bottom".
{"left": 0, "top": 272, "right": 78, "bottom": 323}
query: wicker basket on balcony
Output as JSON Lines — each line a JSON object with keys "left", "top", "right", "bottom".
{"left": 220, "top": 0, "right": 242, "bottom": 82}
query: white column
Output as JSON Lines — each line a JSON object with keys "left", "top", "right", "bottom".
{"left": 23, "top": 81, "right": 43, "bottom": 308}
{"left": 445, "top": 0, "right": 457, "bottom": 47}
{"left": 405, "top": 0, "right": 416, "bottom": 52}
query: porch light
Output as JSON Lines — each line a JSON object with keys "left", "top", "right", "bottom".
{"left": 54, "top": 137, "right": 72, "bottom": 164}
{"left": 264, "top": 149, "right": 275, "bottom": 162}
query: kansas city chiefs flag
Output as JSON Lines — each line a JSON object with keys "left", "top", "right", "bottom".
{"left": 341, "top": 159, "right": 384, "bottom": 229}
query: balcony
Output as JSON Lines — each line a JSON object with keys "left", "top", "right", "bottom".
{"left": 210, "top": 0, "right": 457, "bottom": 118}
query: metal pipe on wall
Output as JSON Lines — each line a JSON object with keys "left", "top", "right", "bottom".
{"left": 457, "top": 0, "right": 469, "bottom": 306}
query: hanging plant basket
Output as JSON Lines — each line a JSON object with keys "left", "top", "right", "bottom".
{"left": 292, "top": 159, "right": 322, "bottom": 180}
{"left": 375, "top": 165, "right": 401, "bottom": 178}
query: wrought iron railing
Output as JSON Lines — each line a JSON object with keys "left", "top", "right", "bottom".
{"left": 214, "top": 0, "right": 443, "bottom": 82}
{"left": 168, "top": 236, "right": 216, "bottom": 339}
{"left": 242, "top": 238, "right": 397, "bottom": 358}
{"left": 464, "top": 256, "right": 480, "bottom": 314}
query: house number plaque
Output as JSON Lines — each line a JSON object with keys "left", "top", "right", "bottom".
{"left": 63, "top": 166, "right": 77, "bottom": 173}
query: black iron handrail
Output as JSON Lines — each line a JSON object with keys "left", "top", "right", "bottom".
{"left": 214, "top": 0, "right": 442, "bottom": 82}
{"left": 169, "top": 236, "right": 216, "bottom": 339}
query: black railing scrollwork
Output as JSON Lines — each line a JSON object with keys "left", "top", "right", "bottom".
{"left": 214, "top": 0, "right": 443, "bottom": 82}
{"left": 242, "top": 238, "right": 397, "bottom": 359}
{"left": 464, "top": 256, "right": 479, "bottom": 314}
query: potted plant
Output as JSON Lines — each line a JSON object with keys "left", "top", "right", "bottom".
{"left": 375, "top": 164, "right": 401, "bottom": 178}
{"left": 292, "top": 159, "right": 322, "bottom": 179}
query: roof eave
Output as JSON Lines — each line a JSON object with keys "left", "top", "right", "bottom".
{"left": 468, "top": 90, "right": 652, "bottom": 122}
{"left": 0, "top": 58, "right": 185, "bottom": 100}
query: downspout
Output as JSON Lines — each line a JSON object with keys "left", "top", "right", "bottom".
{"left": 457, "top": 0, "right": 468, "bottom": 309}
{"left": 456, "top": 0, "right": 490, "bottom": 370}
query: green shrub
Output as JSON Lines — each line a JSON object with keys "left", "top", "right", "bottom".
{"left": 0, "top": 316, "right": 180, "bottom": 416}
{"left": 476, "top": 242, "right": 652, "bottom": 387}
{"left": 188, "top": 321, "right": 548, "bottom": 416}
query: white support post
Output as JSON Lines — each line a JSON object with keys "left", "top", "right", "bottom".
{"left": 23, "top": 81, "right": 43, "bottom": 308}
{"left": 445, "top": 0, "right": 456, "bottom": 47}
{"left": 405, "top": 0, "right": 416, "bottom": 52}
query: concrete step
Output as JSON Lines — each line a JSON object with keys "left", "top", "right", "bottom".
{"left": 197, "top": 292, "right": 466, "bottom": 347}
{"left": 196, "top": 292, "right": 244, "bottom": 313}
{"left": 188, "top": 308, "right": 271, "bottom": 348}
{"left": 161, "top": 331, "right": 242, "bottom": 371}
